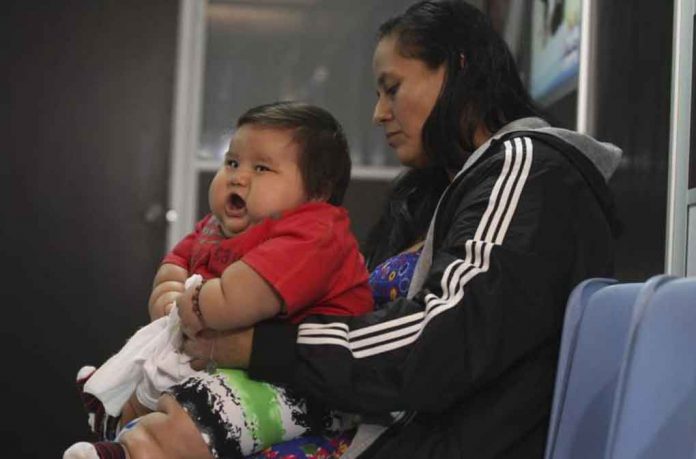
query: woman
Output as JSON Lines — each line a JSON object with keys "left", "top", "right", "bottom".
{"left": 118, "top": 1, "right": 622, "bottom": 457}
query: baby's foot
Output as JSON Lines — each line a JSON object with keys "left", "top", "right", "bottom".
{"left": 63, "top": 441, "right": 126, "bottom": 459}
{"left": 75, "top": 366, "right": 121, "bottom": 440}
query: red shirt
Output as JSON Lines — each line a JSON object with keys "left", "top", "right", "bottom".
{"left": 162, "top": 202, "right": 372, "bottom": 322}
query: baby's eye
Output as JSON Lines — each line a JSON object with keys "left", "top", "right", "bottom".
{"left": 254, "top": 164, "right": 271, "bottom": 173}
{"left": 225, "top": 158, "right": 239, "bottom": 168}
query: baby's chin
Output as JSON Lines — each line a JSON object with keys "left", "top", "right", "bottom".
{"left": 220, "top": 224, "right": 248, "bottom": 237}
{"left": 217, "top": 218, "right": 249, "bottom": 237}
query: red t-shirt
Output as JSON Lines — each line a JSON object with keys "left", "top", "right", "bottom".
{"left": 162, "top": 202, "right": 372, "bottom": 322}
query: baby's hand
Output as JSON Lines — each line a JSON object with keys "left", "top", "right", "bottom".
{"left": 178, "top": 285, "right": 205, "bottom": 339}
{"left": 150, "top": 287, "right": 184, "bottom": 321}
{"left": 163, "top": 300, "right": 177, "bottom": 316}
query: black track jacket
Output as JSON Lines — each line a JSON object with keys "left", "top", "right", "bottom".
{"left": 249, "top": 118, "right": 622, "bottom": 458}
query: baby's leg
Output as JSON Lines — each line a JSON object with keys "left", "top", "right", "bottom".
{"left": 75, "top": 366, "right": 120, "bottom": 440}
{"left": 67, "top": 370, "right": 353, "bottom": 459}
{"left": 76, "top": 367, "right": 154, "bottom": 440}
{"left": 170, "top": 369, "right": 353, "bottom": 457}
{"left": 120, "top": 393, "right": 153, "bottom": 427}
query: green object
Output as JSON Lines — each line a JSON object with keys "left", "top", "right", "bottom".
{"left": 217, "top": 368, "right": 285, "bottom": 447}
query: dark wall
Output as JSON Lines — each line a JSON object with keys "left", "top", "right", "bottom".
{"left": 3, "top": 1, "right": 178, "bottom": 456}
{"left": 593, "top": 0, "right": 674, "bottom": 280}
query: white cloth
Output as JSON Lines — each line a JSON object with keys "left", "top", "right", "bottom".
{"left": 84, "top": 275, "right": 203, "bottom": 415}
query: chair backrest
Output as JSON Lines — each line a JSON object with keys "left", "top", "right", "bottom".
{"left": 545, "top": 278, "right": 617, "bottom": 459}
{"left": 606, "top": 276, "right": 696, "bottom": 459}
{"left": 546, "top": 281, "right": 641, "bottom": 459}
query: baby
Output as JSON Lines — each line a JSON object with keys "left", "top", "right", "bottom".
{"left": 66, "top": 101, "right": 372, "bottom": 459}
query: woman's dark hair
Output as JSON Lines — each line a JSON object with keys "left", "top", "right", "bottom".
{"left": 237, "top": 101, "right": 351, "bottom": 206}
{"left": 363, "top": 0, "right": 541, "bottom": 268}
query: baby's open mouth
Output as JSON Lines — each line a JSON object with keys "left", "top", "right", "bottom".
{"left": 226, "top": 193, "right": 246, "bottom": 212}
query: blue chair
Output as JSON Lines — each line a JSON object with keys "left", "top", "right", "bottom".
{"left": 606, "top": 276, "right": 696, "bottom": 459}
{"left": 545, "top": 278, "right": 617, "bottom": 458}
{"left": 545, "top": 280, "right": 641, "bottom": 459}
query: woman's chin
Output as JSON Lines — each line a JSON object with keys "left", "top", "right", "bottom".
{"left": 397, "top": 151, "right": 428, "bottom": 169}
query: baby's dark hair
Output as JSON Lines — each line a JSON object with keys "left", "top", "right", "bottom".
{"left": 237, "top": 101, "right": 351, "bottom": 206}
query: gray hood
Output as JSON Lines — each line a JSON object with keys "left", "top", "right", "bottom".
{"left": 460, "top": 117, "right": 623, "bottom": 182}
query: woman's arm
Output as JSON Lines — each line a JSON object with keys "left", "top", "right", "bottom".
{"left": 148, "top": 263, "right": 188, "bottom": 320}
{"left": 242, "top": 137, "right": 616, "bottom": 414}
{"left": 182, "top": 328, "right": 254, "bottom": 371}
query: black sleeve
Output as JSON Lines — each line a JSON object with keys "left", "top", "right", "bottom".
{"left": 249, "top": 136, "right": 594, "bottom": 414}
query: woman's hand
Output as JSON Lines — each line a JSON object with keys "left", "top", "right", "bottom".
{"left": 177, "top": 284, "right": 205, "bottom": 339}
{"left": 182, "top": 328, "right": 254, "bottom": 371}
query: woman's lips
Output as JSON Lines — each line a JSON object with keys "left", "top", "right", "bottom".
{"left": 385, "top": 131, "right": 401, "bottom": 146}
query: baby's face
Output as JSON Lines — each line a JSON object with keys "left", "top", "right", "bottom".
{"left": 209, "top": 124, "right": 308, "bottom": 237}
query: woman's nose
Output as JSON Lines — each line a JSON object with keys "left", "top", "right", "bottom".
{"left": 372, "top": 97, "right": 392, "bottom": 125}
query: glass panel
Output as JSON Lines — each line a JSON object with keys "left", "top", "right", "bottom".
{"left": 688, "top": 205, "right": 695, "bottom": 275}
{"left": 198, "top": 0, "right": 414, "bottom": 166}
{"left": 492, "top": 0, "right": 579, "bottom": 130}
{"left": 689, "top": 12, "right": 695, "bottom": 190}
{"left": 197, "top": 171, "right": 216, "bottom": 220}
{"left": 529, "top": 0, "right": 582, "bottom": 107}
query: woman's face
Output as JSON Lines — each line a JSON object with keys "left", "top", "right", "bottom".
{"left": 372, "top": 35, "right": 446, "bottom": 168}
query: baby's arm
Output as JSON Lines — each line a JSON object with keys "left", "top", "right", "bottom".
{"left": 148, "top": 263, "right": 189, "bottom": 320}
{"left": 179, "top": 260, "right": 281, "bottom": 335}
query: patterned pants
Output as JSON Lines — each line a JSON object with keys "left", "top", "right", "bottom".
{"left": 170, "top": 369, "right": 355, "bottom": 459}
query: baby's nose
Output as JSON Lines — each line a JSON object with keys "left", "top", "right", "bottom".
{"left": 230, "top": 169, "right": 250, "bottom": 186}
